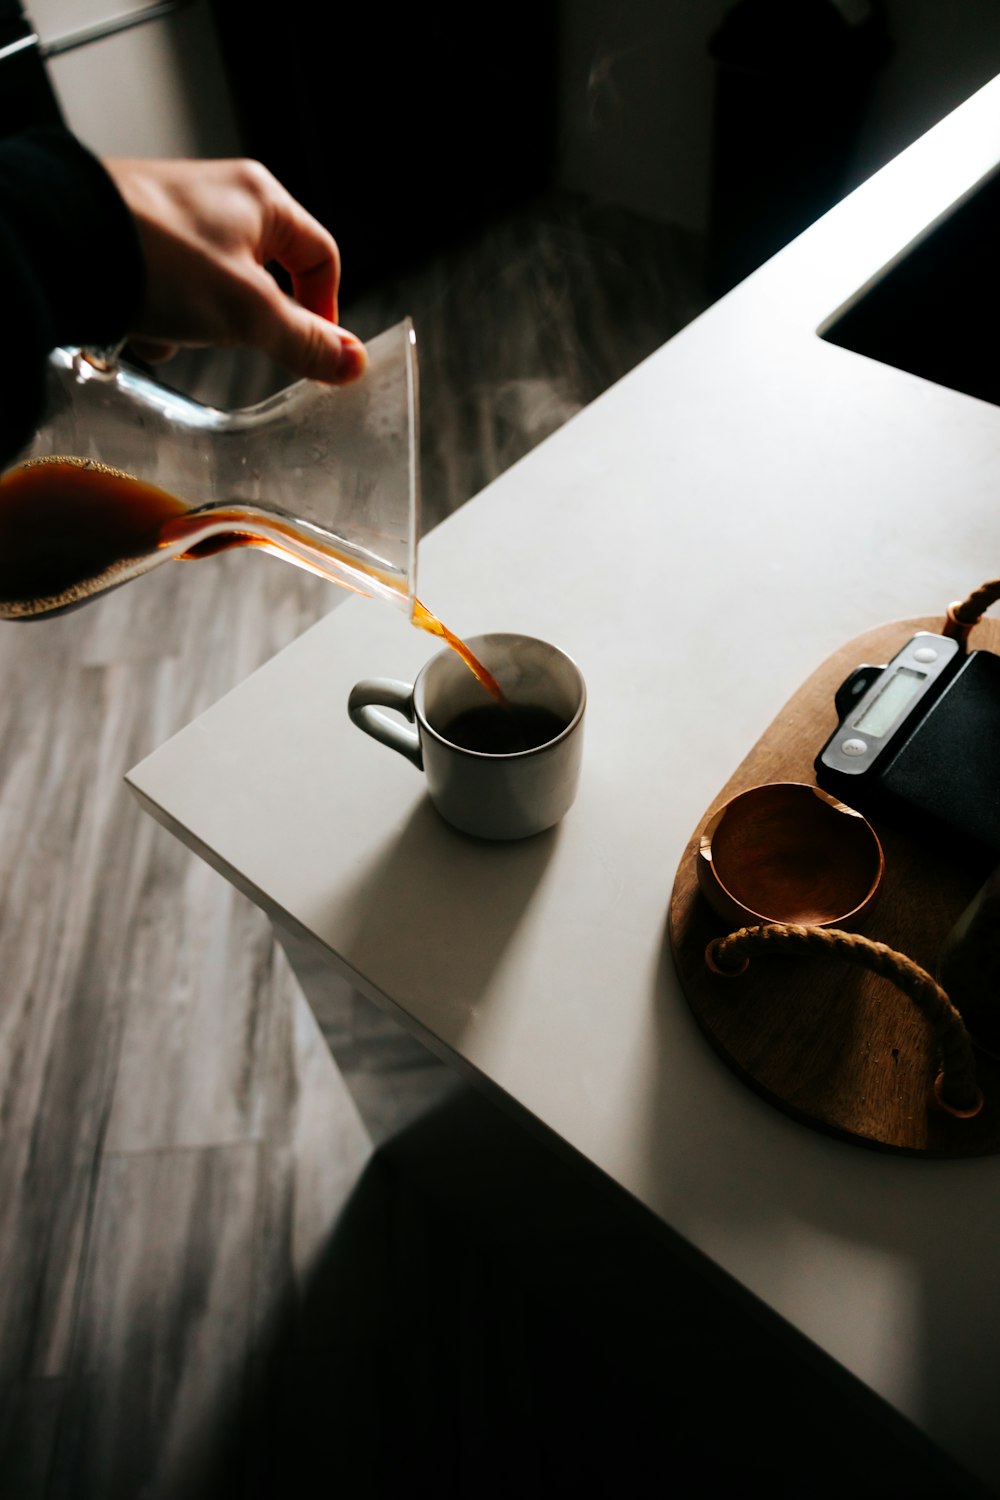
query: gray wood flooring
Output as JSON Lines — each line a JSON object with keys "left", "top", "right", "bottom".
{"left": 0, "top": 196, "right": 984, "bottom": 1499}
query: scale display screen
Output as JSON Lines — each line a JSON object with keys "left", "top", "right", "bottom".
{"left": 854, "top": 666, "right": 926, "bottom": 738}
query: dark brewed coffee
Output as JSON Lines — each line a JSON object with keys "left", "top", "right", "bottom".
{"left": 0, "top": 459, "right": 506, "bottom": 704}
{"left": 439, "top": 703, "right": 567, "bottom": 755}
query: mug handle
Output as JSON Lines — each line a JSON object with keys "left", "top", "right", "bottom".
{"left": 348, "top": 679, "right": 423, "bottom": 769}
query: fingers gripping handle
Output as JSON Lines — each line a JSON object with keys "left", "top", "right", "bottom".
{"left": 348, "top": 679, "right": 423, "bottom": 769}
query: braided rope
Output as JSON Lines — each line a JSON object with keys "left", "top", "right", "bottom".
{"left": 945, "top": 578, "right": 1000, "bottom": 641}
{"left": 707, "top": 923, "right": 982, "bottom": 1116}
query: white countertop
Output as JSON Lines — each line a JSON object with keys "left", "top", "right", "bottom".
{"left": 128, "top": 76, "right": 1000, "bottom": 1489}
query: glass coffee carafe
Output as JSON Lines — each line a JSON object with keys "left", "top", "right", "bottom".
{"left": 0, "top": 319, "right": 419, "bottom": 620}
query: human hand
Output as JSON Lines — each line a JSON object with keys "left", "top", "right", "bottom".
{"left": 103, "top": 156, "right": 366, "bottom": 383}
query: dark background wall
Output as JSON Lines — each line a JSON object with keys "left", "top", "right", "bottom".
{"left": 206, "top": 2, "right": 560, "bottom": 296}
{"left": 25, "top": 0, "right": 1000, "bottom": 296}
{"left": 201, "top": 0, "right": 1000, "bottom": 296}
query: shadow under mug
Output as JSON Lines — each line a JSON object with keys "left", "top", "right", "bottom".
{"left": 348, "top": 633, "right": 586, "bottom": 839}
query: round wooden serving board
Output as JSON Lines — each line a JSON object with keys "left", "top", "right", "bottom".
{"left": 668, "top": 616, "right": 1000, "bottom": 1156}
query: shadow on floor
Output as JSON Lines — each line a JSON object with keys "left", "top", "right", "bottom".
{"left": 227, "top": 1090, "right": 988, "bottom": 1500}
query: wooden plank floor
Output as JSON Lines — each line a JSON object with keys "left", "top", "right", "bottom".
{"left": 0, "top": 195, "right": 984, "bottom": 1499}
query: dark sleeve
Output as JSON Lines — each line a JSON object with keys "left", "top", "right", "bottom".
{"left": 0, "top": 125, "right": 146, "bottom": 465}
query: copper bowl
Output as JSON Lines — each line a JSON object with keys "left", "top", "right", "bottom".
{"left": 697, "top": 782, "right": 884, "bottom": 928}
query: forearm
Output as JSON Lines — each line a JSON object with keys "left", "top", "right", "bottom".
{"left": 0, "top": 125, "right": 144, "bottom": 464}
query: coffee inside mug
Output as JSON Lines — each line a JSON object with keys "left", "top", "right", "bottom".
{"left": 416, "top": 634, "right": 583, "bottom": 754}
{"left": 438, "top": 701, "right": 568, "bottom": 754}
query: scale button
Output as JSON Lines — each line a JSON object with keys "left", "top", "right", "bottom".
{"left": 841, "top": 737, "right": 868, "bottom": 757}
{"left": 913, "top": 646, "right": 938, "bottom": 664}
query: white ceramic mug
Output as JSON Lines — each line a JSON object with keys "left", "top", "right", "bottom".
{"left": 348, "top": 633, "right": 586, "bottom": 839}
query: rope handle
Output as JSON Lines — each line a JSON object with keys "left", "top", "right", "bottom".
{"left": 944, "top": 577, "right": 1000, "bottom": 644}
{"left": 705, "top": 923, "right": 983, "bottom": 1119}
